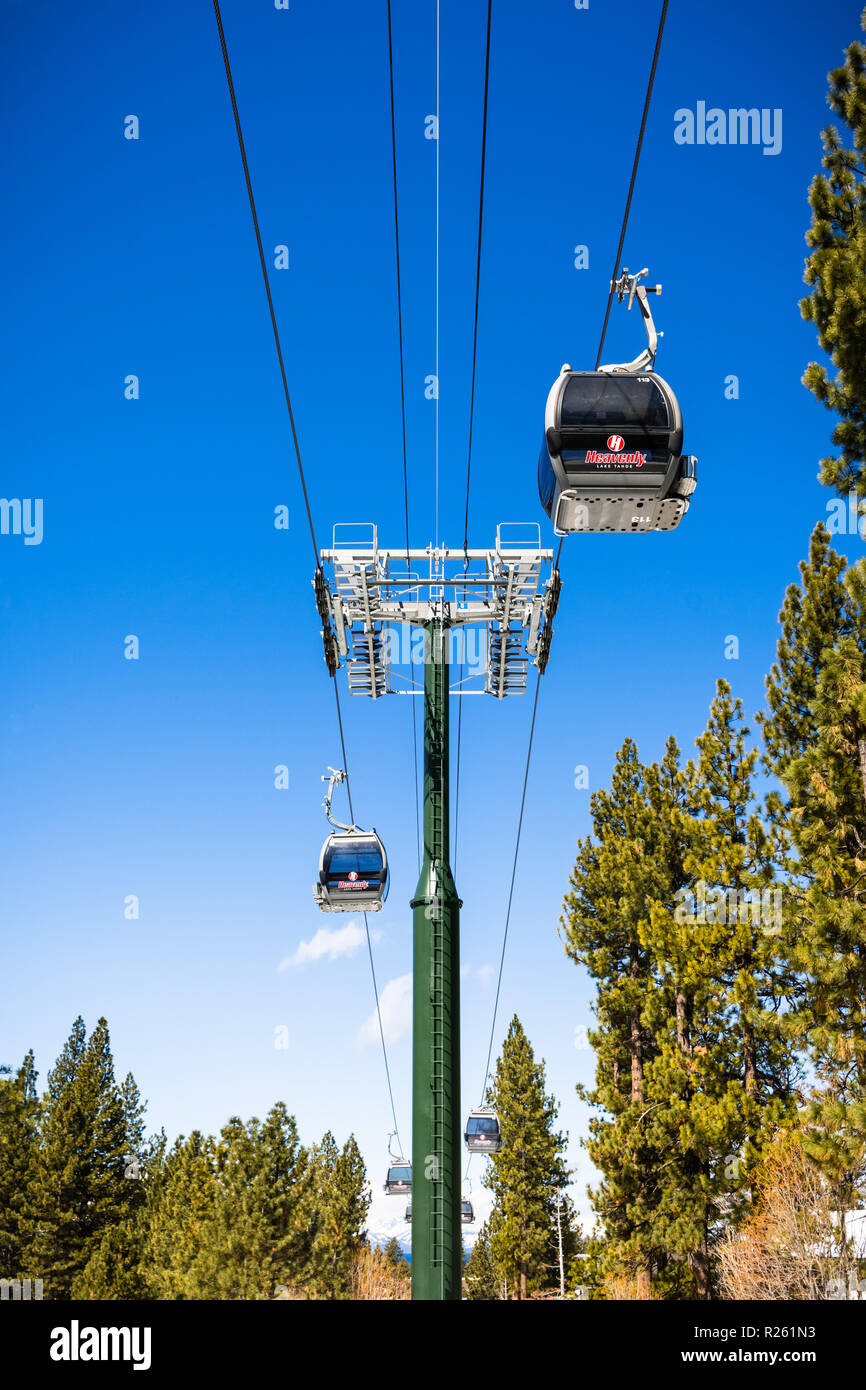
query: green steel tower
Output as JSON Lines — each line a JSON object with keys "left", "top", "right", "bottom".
{"left": 410, "top": 621, "right": 463, "bottom": 1299}
{"left": 315, "top": 528, "right": 556, "bottom": 1302}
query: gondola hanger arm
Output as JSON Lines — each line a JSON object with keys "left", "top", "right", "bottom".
{"left": 321, "top": 767, "right": 356, "bottom": 832}
{"left": 599, "top": 265, "right": 663, "bottom": 375}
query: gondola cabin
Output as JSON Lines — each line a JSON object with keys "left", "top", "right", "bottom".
{"left": 384, "top": 1161, "right": 412, "bottom": 1196}
{"left": 405, "top": 1203, "right": 412, "bottom": 1222}
{"left": 538, "top": 368, "right": 697, "bottom": 535}
{"left": 313, "top": 829, "right": 388, "bottom": 913}
{"left": 464, "top": 1107, "right": 502, "bottom": 1154}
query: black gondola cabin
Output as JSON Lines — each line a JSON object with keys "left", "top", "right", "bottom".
{"left": 464, "top": 1107, "right": 502, "bottom": 1154}
{"left": 538, "top": 368, "right": 697, "bottom": 535}
{"left": 313, "top": 830, "right": 389, "bottom": 913}
{"left": 384, "top": 1162, "right": 411, "bottom": 1196}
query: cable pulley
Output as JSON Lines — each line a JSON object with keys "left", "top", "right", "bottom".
{"left": 544, "top": 568, "right": 562, "bottom": 621}
{"left": 313, "top": 566, "right": 331, "bottom": 623}
{"left": 321, "top": 626, "right": 338, "bottom": 678}
{"left": 537, "top": 624, "right": 553, "bottom": 675}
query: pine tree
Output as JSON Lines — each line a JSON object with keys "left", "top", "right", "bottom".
{"left": 761, "top": 525, "right": 866, "bottom": 1277}
{"left": 639, "top": 687, "right": 798, "bottom": 1298}
{"left": 144, "top": 1106, "right": 312, "bottom": 1300}
{"left": 0, "top": 1052, "right": 39, "bottom": 1278}
{"left": 483, "top": 1017, "right": 568, "bottom": 1300}
{"left": 29, "top": 1018, "right": 135, "bottom": 1298}
{"left": 29, "top": 1013, "right": 88, "bottom": 1295}
{"left": 463, "top": 1220, "right": 498, "bottom": 1300}
{"left": 564, "top": 715, "right": 799, "bottom": 1298}
{"left": 306, "top": 1132, "right": 369, "bottom": 1300}
{"left": 254, "top": 1102, "right": 315, "bottom": 1290}
{"left": 760, "top": 525, "right": 853, "bottom": 777}
{"left": 576, "top": 1230, "right": 608, "bottom": 1299}
{"left": 71, "top": 1219, "right": 148, "bottom": 1300}
{"left": 801, "top": 9, "right": 866, "bottom": 496}
{"left": 197, "top": 1116, "right": 279, "bottom": 1300}
{"left": 381, "top": 1235, "right": 404, "bottom": 1267}
{"left": 119, "top": 1074, "right": 148, "bottom": 1181}
{"left": 143, "top": 1131, "right": 218, "bottom": 1299}
{"left": 562, "top": 739, "right": 677, "bottom": 1294}
{"left": 72, "top": 1080, "right": 165, "bottom": 1299}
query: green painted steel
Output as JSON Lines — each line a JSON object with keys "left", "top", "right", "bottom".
{"left": 410, "top": 621, "right": 462, "bottom": 1300}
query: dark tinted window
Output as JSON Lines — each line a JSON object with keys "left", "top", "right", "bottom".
{"left": 388, "top": 1166, "right": 411, "bottom": 1183}
{"left": 325, "top": 838, "right": 385, "bottom": 877}
{"left": 560, "top": 375, "right": 669, "bottom": 428}
{"left": 538, "top": 442, "right": 556, "bottom": 511}
{"left": 467, "top": 1116, "right": 500, "bottom": 1136}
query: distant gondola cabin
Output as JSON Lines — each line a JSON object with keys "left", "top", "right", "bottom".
{"left": 313, "top": 830, "right": 389, "bottom": 913}
{"left": 464, "top": 1108, "right": 502, "bottom": 1154}
{"left": 384, "top": 1162, "right": 411, "bottom": 1196}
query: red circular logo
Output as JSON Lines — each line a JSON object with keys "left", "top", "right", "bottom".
{"left": 607, "top": 435, "right": 625, "bottom": 452}
{"left": 348, "top": 871, "right": 358, "bottom": 881}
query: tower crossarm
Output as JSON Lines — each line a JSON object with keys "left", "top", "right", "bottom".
{"left": 316, "top": 526, "right": 559, "bottom": 694}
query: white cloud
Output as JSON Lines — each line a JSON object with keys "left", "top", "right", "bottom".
{"left": 460, "top": 962, "right": 494, "bottom": 984}
{"left": 278, "top": 921, "right": 381, "bottom": 970}
{"left": 357, "top": 973, "right": 412, "bottom": 1049}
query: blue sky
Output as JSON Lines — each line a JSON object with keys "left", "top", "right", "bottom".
{"left": 1, "top": 0, "right": 861, "bottom": 1240}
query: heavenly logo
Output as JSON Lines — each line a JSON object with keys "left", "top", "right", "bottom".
{"left": 674, "top": 102, "right": 782, "bottom": 156}
{"left": 0, "top": 497, "right": 43, "bottom": 545}
{"left": 338, "top": 873, "right": 369, "bottom": 889}
{"left": 50, "top": 1321, "right": 152, "bottom": 1372}
{"left": 586, "top": 437, "right": 646, "bottom": 465}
